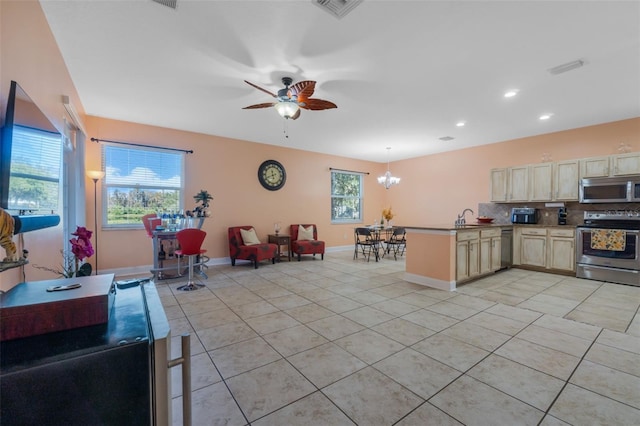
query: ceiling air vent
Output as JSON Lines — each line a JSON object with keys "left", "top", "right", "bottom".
{"left": 313, "top": 0, "right": 364, "bottom": 19}
{"left": 439, "top": 136, "right": 455, "bottom": 142}
{"left": 152, "top": 0, "right": 177, "bottom": 9}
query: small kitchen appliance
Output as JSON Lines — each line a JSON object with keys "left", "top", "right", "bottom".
{"left": 558, "top": 207, "right": 568, "bottom": 225}
{"left": 511, "top": 207, "right": 538, "bottom": 224}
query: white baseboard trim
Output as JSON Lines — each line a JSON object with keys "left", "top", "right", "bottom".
{"left": 404, "top": 272, "right": 457, "bottom": 292}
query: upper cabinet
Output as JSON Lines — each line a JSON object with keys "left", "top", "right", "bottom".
{"left": 491, "top": 152, "right": 640, "bottom": 203}
{"left": 611, "top": 152, "right": 640, "bottom": 176}
{"left": 554, "top": 160, "right": 580, "bottom": 201}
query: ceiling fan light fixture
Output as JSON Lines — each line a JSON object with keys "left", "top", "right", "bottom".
{"left": 274, "top": 101, "right": 299, "bottom": 119}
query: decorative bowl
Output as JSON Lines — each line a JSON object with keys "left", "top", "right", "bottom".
{"left": 477, "top": 217, "right": 494, "bottom": 224}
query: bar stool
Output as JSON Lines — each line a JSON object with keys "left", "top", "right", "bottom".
{"left": 175, "top": 228, "right": 207, "bottom": 291}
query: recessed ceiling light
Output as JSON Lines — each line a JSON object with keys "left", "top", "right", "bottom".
{"left": 456, "top": 121, "right": 465, "bottom": 127}
{"left": 539, "top": 113, "right": 553, "bottom": 120}
{"left": 504, "top": 90, "right": 519, "bottom": 98}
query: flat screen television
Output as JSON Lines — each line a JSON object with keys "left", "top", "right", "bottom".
{"left": 0, "top": 81, "right": 62, "bottom": 213}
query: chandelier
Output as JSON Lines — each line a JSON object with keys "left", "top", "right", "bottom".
{"left": 378, "top": 147, "right": 400, "bottom": 189}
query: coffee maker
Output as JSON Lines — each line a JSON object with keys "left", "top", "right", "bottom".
{"left": 558, "top": 207, "right": 568, "bottom": 225}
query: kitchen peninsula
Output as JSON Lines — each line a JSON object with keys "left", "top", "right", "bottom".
{"left": 404, "top": 224, "right": 507, "bottom": 291}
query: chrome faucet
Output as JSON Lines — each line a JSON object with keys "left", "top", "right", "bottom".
{"left": 455, "top": 208, "right": 474, "bottom": 226}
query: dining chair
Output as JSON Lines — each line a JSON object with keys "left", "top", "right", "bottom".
{"left": 354, "top": 227, "right": 381, "bottom": 262}
{"left": 175, "top": 228, "right": 207, "bottom": 291}
{"left": 384, "top": 227, "right": 407, "bottom": 260}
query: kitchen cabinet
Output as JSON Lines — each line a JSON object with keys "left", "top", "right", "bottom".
{"left": 480, "top": 228, "right": 502, "bottom": 274}
{"left": 580, "top": 156, "right": 610, "bottom": 178}
{"left": 611, "top": 152, "right": 640, "bottom": 176}
{"left": 554, "top": 160, "right": 580, "bottom": 200}
{"left": 490, "top": 168, "right": 508, "bottom": 202}
{"left": 456, "top": 230, "right": 480, "bottom": 281}
{"left": 548, "top": 228, "right": 575, "bottom": 272}
{"left": 514, "top": 226, "right": 575, "bottom": 272}
{"left": 529, "top": 163, "right": 553, "bottom": 201}
{"left": 508, "top": 166, "right": 529, "bottom": 202}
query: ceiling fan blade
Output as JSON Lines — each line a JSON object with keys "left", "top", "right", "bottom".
{"left": 299, "top": 98, "right": 337, "bottom": 110}
{"left": 244, "top": 80, "right": 277, "bottom": 98}
{"left": 243, "top": 102, "right": 276, "bottom": 109}
{"left": 289, "top": 81, "right": 316, "bottom": 99}
{"left": 290, "top": 109, "right": 301, "bottom": 120}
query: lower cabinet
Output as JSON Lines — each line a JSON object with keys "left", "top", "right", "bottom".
{"left": 457, "top": 228, "right": 501, "bottom": 282}
{"left": 514, "top": 226, "right": 575, "bottom": 272}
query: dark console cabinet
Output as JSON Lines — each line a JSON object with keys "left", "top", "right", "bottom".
{"left": 0, "top": 282, "right": 168, "bottom": 425}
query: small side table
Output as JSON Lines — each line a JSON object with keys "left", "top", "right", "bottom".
{"left": 268, "top": 234, "right": 291, "bottom": 262}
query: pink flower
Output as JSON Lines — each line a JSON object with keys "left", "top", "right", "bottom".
{"left": 72, "top": 226, "right": 93, "bottom": 240}
{"left": 70, "top": 226, "right": 94, "bottom": 261}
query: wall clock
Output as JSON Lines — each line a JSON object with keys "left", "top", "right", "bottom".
{"left": 258, "top": 160, "right": 286, "bottom": 191}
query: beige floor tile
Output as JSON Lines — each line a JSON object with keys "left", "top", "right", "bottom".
{"left": 266, "top": 293, "right": 312, "bottom": 310}
{"left": 532, "top": 313, "right": 602, "bottom": 340}
{"left": 162, "top": 303, "right": 185, "bottom": 320}
{"left": 172, "top": 382, "right": 246, "bottom": 426}
{"left": 186, "top": 307, "right": 243, "bottom": 331}
{"left": 306, "top": 315, "right": 365, "bottom": 340}
{"left": 538, "top": 414, "right": 571, "bottom": 426}
{"left": 197, "top": 321, "right": 259, "bottom": 351}
{"left": 596, "top": 329, "right": 640, "bottom": 354}
{"left": 466, "top": 311, "right": 529, "bottom": 335}
{"left": 430, "top": 375, "right": 544, "bottom": 426}
{"left": 395, "top": 402, "right": 463, "bottom": 425}
{"left": 412, "top": 333, "right": 490, "bottom": 372}
{"left": 628, "top": 313, "right": 640, "bottom": 337}
{"left": 570, "top": 360, "right": 640, "bottom": 408}
{"left": 229, "top": 300, "right": 279, "bottom": 320}
{"left": 478, "top": 290, "right": 528, "bottom": 306}
{"left": 252, "top": 391, "right": 356, "bottom": 425}
{"left": 369, "top": 283, "right": 416, "bottom": 298}
{"left": 288, "top": 342, "right": 367, "bottom": 388}
{"left": 585, "top": 342, "right": 640, "bottom": 377}
{"left": 441, "top": 322, "right": 511, "bottom": 352}
{"left": 541, "top": 283, "right": 598, "bottom": 302}
{"left": 226, "top": 359, "right": 316, "bottom": 422}
{"left": 296, "top": 288, "right": 337, "bottom": 302}
{"left": 549, "top": 383, "right": 640, "bottom": 425}
{"left": 178, "top": 296, "right": 227, "bottom": 315}
{"left": 315, "top": 295, "right": 364, "bottom": 313}
{"left": 263, "top": 324, "right": 328, "bottom": 357}
{"left": 485, "top": 303, "right": 543, "bottom": 323}
{"left": 371, "top": 318, "right": 436, "bottom": 346}
{"left": 394, "top": 292, "right": 443, "bottom": 308}
{"left": 495, "top": 337, "right": 580, "bottom": 380}
{"left": 251, "top": 284, "right": 292, "bottom": 299}
{"left": 341, "top": 305, "right": 395, "bottom": 327}
{"left": 371, "top": 298, "right": 421, "bottom": 316}
{"left": 323, "top": 367, "right": 424, "bottom": 425}
{"left": 517, "top": 295, "right": 580, "bottom": 316}
{"left": 516, "top": 324, "right": 594, "bottom": 357}
{"left": 334, "top": 329, "right": 405, "bottom": 364}
{"left": 209, "top": 336, "right": 281, "bottom": 379}
{"left": 284, "top": 303, "right": 335, "bottom": 323}
{"left": 425, "top": 301, "right": 480, "bottom": 320}
{"left": 168, "top": 316, "right": 195, "bottom": 335}
{"left": 402, "top": 309, "right": 460, "bottom": 332}
{"left": 345, "top": 290, "right": 389, "bottom": 305}
{"left": 212, "top": 286, "right": 263, "bottom": 306}
{"left": 171, "top": 352, "right": 222, "bottom": 398}
{"left": 467, "top": 354, "right": 565, "bottom": 411}
{"left": 492, "top": 285, "right": 539, "bottom": 299}
{"left": 446, "top": 293, "right": 496, "bottom": 310}
{"left": 245, "top": 311, "right": 300, "bottom": 335}
{"left": 565, "top": 309, "right": 631, "bottom": 333}
{"left": 374, "top": 348, "right": 460, "bottom": 399}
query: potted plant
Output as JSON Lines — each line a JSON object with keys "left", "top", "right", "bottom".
{"left": 193, "top": 189, "right": 213, "bottom": 217}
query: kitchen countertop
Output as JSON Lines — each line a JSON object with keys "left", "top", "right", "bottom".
{"left": 405, "top": 223, "right": 577, "bottom": 231}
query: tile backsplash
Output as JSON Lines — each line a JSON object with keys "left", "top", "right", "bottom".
{"left": 478, "top": 202, "right": 640, "bottom": 226}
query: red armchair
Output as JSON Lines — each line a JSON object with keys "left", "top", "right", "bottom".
{"left": 290, "top": 224, "right": 325, "bottom": 261}
{"left": 228, "top": 226, "right": 278, "bottom": 269}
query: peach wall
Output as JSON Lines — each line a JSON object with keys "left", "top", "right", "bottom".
{"left": 0, "top": 0, "right": 83, "bottom": 290}
{"left": 388, "top": 118, "right": 640, "bottom": 226}
{"left": 86, "top": 116, "right": 389, "bottom": 271}
{"left": 405, "top": 231, "right": 455, "bottom": 281}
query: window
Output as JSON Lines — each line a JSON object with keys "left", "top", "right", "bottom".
{"left": 331, "top": 170, "right": 363, "bottom": 223}
{"left": 7, "top": 126, "right": 61, "bottom": 213}
{"left": 102, "top": 144, "right": 184, "bottom": 227}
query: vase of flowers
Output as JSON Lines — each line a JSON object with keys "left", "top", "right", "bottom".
{"left": 382, "top": 207, "right": 395, "bottom": 226}
{"left": 33, "top": 226, "right": 94, "bottom": 277}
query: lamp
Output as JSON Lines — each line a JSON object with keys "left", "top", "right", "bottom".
{"left": 86, "top": 170, "right": 105, "bottom": 275}
{"left": 378, "top": 147, "right": 400, "bottom": 189}
{"left": 274, "top": 101, "right": 299, "bottom": 119}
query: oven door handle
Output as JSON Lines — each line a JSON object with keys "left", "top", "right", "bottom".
{"left": 578, "top": 228, "right": 640, "bottom": 235}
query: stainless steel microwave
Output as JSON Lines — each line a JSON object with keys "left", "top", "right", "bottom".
{"left": 579, "top": 175, "right": 640, "bottom": 203}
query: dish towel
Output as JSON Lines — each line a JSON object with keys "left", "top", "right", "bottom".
{"left": 590, "top": 229, "right": 626, "bottom": 251}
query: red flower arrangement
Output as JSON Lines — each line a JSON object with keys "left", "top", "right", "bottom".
{"left": 33, "top": 226, "right": 94, "bottom": 277}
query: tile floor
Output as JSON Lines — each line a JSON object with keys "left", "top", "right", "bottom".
{"left": 152, "top": 251, "right": 640, "bottom": 425}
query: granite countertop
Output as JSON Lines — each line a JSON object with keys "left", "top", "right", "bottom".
{"left": 405, "top": 223, "right": 577, "bottom": 231}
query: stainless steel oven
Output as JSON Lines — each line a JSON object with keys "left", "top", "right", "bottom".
{"left": 576, "top": 210, "right": 640, "bottom": 286}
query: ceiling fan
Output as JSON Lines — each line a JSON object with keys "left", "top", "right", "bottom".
{"left": 243, "top": 77, "right": 337, "bottom": 120}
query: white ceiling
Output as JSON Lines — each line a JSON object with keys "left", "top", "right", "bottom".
{"left": 40, "top": 0, "right": 640, "bottom": 163}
